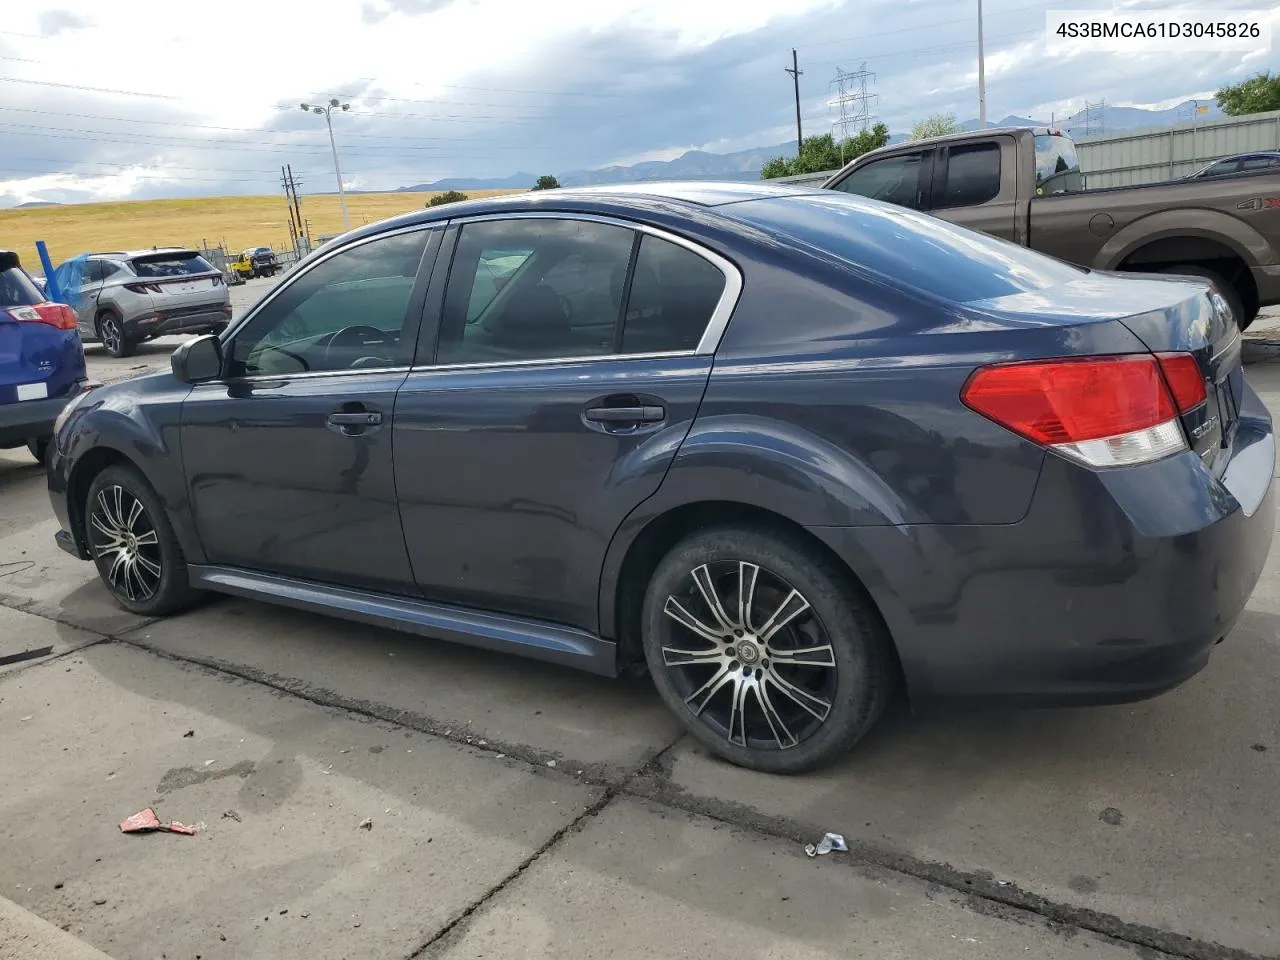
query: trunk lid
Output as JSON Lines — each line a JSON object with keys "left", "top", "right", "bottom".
{"left": 0, "top": 256, "right": 81, "bottom": 403}
{"left": 128, "top": 251, "right": 226, "bottom": 311}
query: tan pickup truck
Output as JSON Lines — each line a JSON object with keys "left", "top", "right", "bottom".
{"left": 821, "top": 127, "right": 1280, "bottom": 329}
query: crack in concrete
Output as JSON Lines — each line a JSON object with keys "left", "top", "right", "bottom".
{"left": 3, "top": 595, "right": 1271, "bottom": 960}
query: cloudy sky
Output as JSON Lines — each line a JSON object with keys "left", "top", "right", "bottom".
{"left": 0, "top": 0, "right": 1272, "bottom": 206}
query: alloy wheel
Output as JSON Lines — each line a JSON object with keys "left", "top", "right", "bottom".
{"left": 88, "top": 484, "right": 162, "bottom": 602}
{"left": 101, "top": 316, "right": 122, "bottom": 355}
{"left": 659, "top": 561, "right": 838, "bottom": 751}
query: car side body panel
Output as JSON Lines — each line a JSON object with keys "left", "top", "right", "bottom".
{"left": 48, "top": 372, "right": 203, "bottom": 564}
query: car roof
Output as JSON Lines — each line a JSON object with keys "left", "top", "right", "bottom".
{"left": 328, "top": 180, "right": 831, "bottom": 247}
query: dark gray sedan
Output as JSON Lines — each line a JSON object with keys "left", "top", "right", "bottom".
{"left": 44, "top": 182, "right": 1275, "bottom": 772}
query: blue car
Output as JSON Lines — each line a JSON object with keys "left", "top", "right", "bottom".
{"left": 44, "top": 184, "right": 1276, "bottom": 772}
{"left": 0, "top": 250, "right": 90, "bottom": 463}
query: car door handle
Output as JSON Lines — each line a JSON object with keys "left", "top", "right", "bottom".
{"left": 584, "top": 405, "right": 664, "bottom": 423}
{"left": 327, "top": 411, "right": 382, "bottom": 426}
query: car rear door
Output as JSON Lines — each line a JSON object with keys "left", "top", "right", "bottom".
{"left": 392, "top": 213, "right": 739, "bottom": 633}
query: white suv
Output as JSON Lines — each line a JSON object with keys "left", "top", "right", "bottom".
{"left": 53, "top": 248, "right": 232, "bottom": 357}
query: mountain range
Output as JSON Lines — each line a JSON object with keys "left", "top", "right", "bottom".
{"left": 397, "top": 99, "right": 1226, "bottom": 192}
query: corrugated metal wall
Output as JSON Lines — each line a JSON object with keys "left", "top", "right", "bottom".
{"left": 1076, "top": 110, "right": 1280, "bottom": 187}
{"left": 764, "top": 112, "right": 1280, "bottom": 190}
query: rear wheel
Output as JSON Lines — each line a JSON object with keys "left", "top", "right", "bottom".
{"left": 98, "top": 312, "right": 135, "bottom": 358}
{"left": 1156, "top": 265, "right": 1251, "bottom": 331}
{"left": 26, "top": 437, "right": 50, "bottom": 466}
{"left": 85, "top": 464, "right": 200, "bottom": 616}
{"left": 641, "top": 525, "right": 896, "bottom": 773}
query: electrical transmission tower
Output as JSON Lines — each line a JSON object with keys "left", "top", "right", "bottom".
{"left": 828, "top": 63, "right": 878, "bottom": 140}
{"left": 1082, "top": 100, "right": 1106, "bottom": 137}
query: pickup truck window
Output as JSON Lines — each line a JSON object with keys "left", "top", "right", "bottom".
{"left": 936, "top": 143, "right": 1000, "bottom": 209}
{"left": 1033, "top": 134, "right": 1082, "bottom": 195}
{"left": 829, "top": 151, "right": 929, "bottom": 209}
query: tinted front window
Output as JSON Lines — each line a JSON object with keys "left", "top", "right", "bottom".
{"left": 131, "top": 253, "right": 216, "bottom": 277}
{"left": 228, "top": 230, "right": 428, "bottom": 376}
{"left": 435, "top": 218, "right": 635, "bottom": 364}
{"left": 622, "top": 235, "right": 725, "bottom": 354}
{"left": 1033, "top": 134, "right": 1082, "bottom": 195}
{"left": 728, "top": 193, "right": 1084, "bottom": 304}
{"left": 937, "top": 143, "right": 1000, "bottom": 208}
{"left": 830, "top": 153, "right": 927, "bottom": 209}
{"left": 0, "top": 267, "right": 43, "bottom": 307}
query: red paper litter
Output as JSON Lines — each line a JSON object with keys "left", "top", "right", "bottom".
{"left": 119, "top": 807, "right": 198, "bottom": 835}
{"left": 120, "top": 808, "right": 162, "bottom": 833}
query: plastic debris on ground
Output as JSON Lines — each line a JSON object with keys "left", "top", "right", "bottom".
{"left": 804, "top": 832, "right": 848, "bottom": 857}
{"left": 358, "top": 817, "right": 373, "bottom": 831}
{"left": 119, "top": 807, "right": 199, "bottom": 836}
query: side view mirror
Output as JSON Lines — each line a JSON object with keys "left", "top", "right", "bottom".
{"left": 171, "top": 334, "right": 223, "bottom": 383}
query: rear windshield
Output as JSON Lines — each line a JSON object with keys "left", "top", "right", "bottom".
{"left": 1034, "top": 134, "right": 1083, "bottom": 195}
{"left": 130, "top": 252, "right": 215, "bottom": 278}
{"left": 0, "top": 266, "right": 45, "bottom": 308}
{"left": 727, "top": 192, "right": 1085, "bottom": 304}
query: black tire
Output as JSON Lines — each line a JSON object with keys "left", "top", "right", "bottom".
{"left": 1156, "top": 265, "right": 1251, "bottom": 331}
{"left": 98, "top": 311, "right": 135, "bottom": 358}
{"left": 84, "top": 464, "right": 200, "bottom": 616}
{"left": 640, "top": 525, "right": 896, "bottom": 773}
{"left": 26, "top": 437, "right": 50, "bottom": 466}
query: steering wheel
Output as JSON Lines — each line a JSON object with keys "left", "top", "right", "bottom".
{"left": 324, "top": 325, "right": 390, "bottom": 367}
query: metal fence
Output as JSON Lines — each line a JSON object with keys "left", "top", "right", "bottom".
{"left": 763, "top": 110, "right": 1280, "bottom": 191}
{"left": 1076, "top": 110, "right": 1280, "bottom": 187}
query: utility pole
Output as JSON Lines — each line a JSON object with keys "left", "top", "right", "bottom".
{"left": 977, "top": 0, "right": 987, "bottom": 128}
{"left": 785, "top": 49, "right": 804, "bottom": 154}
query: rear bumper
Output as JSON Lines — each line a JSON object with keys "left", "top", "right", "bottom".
{"left": 810, "top": 379, "right": 1276, "bottom": 705}
{"left": 0, "top": 393, "right": 72, "bottom": 445}
{"left": 128, "top": 307, "right": 231, "bottom": 338}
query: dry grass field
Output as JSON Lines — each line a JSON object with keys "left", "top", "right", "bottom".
{"left": 0, "top": 189, "right": 523, "bottom": 274}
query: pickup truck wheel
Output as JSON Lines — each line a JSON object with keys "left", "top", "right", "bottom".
{"left": 1156, "top": 266, "right": 1249, "bottom": 332}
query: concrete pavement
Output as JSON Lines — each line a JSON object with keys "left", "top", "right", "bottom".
{"left": 0, "top": 309, "right": 1277, "bottom": 959}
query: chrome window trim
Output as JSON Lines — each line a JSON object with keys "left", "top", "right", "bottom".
{"left": 218, "top": 222, "right": 439, "bottom": 344}
{"left": 413, "top": 210, "right": 743, "bottom": 372}
{"left": 214, "top": 222, "right": 437, "bottom": 384}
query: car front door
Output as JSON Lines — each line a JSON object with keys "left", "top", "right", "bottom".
{"left": 180, "top": 224, "right": 441, "bottom": 594}
{"left": 393, "top": 214, "right": 738, "bottom": 632}
{"left": 828, "top": 149, "right": 934, "bottom": 212}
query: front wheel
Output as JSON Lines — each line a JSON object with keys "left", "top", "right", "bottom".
{"left": 641, "top": 525, "right": 896, "bottom": 773}
{"left": 85, "top": 464, "right": 200, "bottom": 616}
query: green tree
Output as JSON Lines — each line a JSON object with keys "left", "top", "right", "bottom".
{"left": 427, "top": 190, "right": 468, "bottom": 207}
{"left": 910, "top": 112, "right": 960, "bottom": 141}
{"left": 532, "top": 175, "right": 561, "bottom": 190}
{"left": 761, "top": 123, "right": 890, "bottom": 179}
{"left": 1216, "top": 72, "right": 1280, "bottom": 116}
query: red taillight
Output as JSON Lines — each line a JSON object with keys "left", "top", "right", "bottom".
{"left": 961, "top": 354, "right": 1193, "bottom": 467}
{"left": 123, "top": 281, "right": 162, "bottom": 294}
{"left": 6, "top": 303, "right": 78, "bottom": 330}
{"left": 1155, "top": 352, "right": 1208, "bottom": 413}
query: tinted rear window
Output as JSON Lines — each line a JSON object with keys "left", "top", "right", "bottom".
{"left": 131, "top": 253, "right": 215, "bottom": 278}
{"left": 728, "top": 192, "right": 1084, "bottom": 304}
{"left": 0, "top": 266, "right": 45, "bottom": 308}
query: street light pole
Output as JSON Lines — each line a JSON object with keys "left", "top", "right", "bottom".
{"left": 977, "top": 0, "right": 987, "bottom": 128}
{"left": 301, "top": 99, "right": 351, "bottom": 232}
